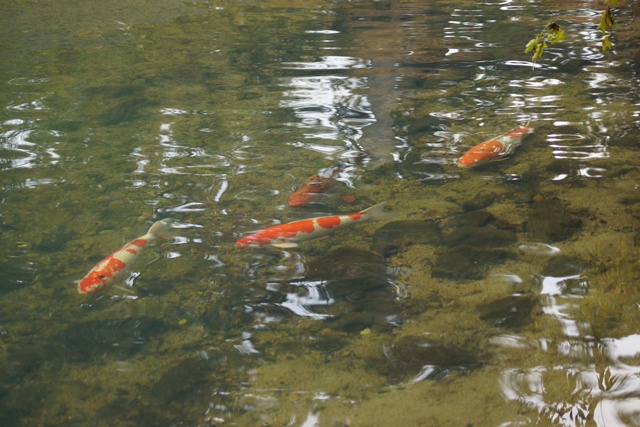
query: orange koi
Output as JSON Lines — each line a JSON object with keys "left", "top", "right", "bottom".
{"left": 236, "top": 202, "right": 393, "bottom": 248}
{"left": 76, "top": 219, "right": 173, "bottom": 294}
{"left": 288, "top": 164, "right": 343, "bottom": 207}
{"left": 458, "top": 125, "right": 533, "bottom": 168}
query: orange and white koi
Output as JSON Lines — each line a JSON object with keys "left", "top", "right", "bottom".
{"left": 457, "top": 125, "right": 533, "bottom": 168}
{"left": 288, "top": 164, "right": 343, "bottom": 207}
{"left": 76, "top": 218, "right": 173, "bottom": 294}
{"left": 236, "top": 202, "right": 393, "bottom": 248}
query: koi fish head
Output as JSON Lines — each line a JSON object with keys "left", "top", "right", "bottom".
{"left": 503, "top": 125, "right": 534, "bottom": 139}
{"left": 457, "top": 139, "right": 505, "bottom": 168}
{"left": 76, "top": 272, "right": 108, "bottom": 294}
{"left": 236, "top": 234, "right": 271, "bottom": 247}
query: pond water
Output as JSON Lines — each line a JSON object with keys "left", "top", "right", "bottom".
{"left": 2, "top": 0, "right": 640, "bottom": 425}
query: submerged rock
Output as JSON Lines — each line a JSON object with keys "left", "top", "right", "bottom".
{"left": 371, "top": 220, "right": 443, "bottom": 257}
{"left": 540, "top": 255, "right": 588, "bottom": 277}
{"left": 323, "top": 312, "right": 375, "bottom": 334}
{"left": 308, "top": 335, "right": 350, "bottom": 353}
{"left": 442, "top": 210, "right": 495, "bottom": 230}
{"left": 432, "top": 246, "right": 514, "bottom": 280}
{"left": 433, "top": 221, "right": 517, "bottom": 280}
{"left": 526, "top": 198, "right": 583, "bottom": 242}
{"left": 388, "top": 335, "right": 482, "bottom": 382}
{"left": 444, "top": 226, "right": 516, "bottom": 248}
{"left": 478, "top": 295, "right": 538, "bottom": 328}
{"left": 462, "top": 191, "right": 497, "bottom": 212}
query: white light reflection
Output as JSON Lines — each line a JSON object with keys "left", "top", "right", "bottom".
{"left": 550, "top": 144, "right": 610, "bottom": 160}
{"left": 603, "top": 334, "right": 640, "bottom": 361}
{"left": 163, "top": 202, "right": 207, "bottom": 213}
{"left": 500, "top": 364, "right": 640, "bottom": 427}
{"left": 407, "top": 365, "right": 438, "bottom": 385}
{"left": 1, "top": 129, "right": 37, "bottom": 169}
{"left": 491, "top": 274, "right": 523, "bottom": 285}
{"left": 305, "top": 29, "right": 340, "bottom": 35}
{"left": 518, "top": 243, "right": 561, "bottom": 256}
{"left": 234, "top": 339, "right": 260, "bottom": 355}
{"left": 578, "top": 167, "right": 606, "bottom": 178}
{"left": 281, "top": 75, "right": 373, "bottom": 142}
{"left": 278, "top": 280, "right": 333, "bottom": 320}
{"left": 540, "top": 274, "right": 583, "bottom": 296}
{"left": 212, "top": 174, "right": 228, "bottom": 202}
{"left": 281, "top": 55, "right": 369, "bottom": 70}
{"left": 300, "top": 411, "right": 320, "bottom": 427}
{"left": 504, "top": 60, "right": 543, "bottom": 69}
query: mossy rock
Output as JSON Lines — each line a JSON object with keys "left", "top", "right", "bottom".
{"left": 462, "top": 191, "right": 497, "bottom": 212}
{"left": 388, "top": 335, "right": 482, "bottom": 382}
{"left": 478, "top": 295, "right": 538, "bottom": 328}
{"left": 432, "top": 246, "right": 514, "bottom": 280}
{"left": 443, "top": 226, "right": 516, "bottom": 248}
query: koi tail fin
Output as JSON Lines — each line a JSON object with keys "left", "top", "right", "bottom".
{"left": 146, "top": 218, "right": 175, "bottom": 240}
{"left": 362, "top": 202, "right": 398, "bottom": 221}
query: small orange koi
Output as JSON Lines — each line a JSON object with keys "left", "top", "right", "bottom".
{"left": 236, "top": 202, "right": 393, "bottom": 248}
{"left": 288, "top": 164, "right": 343, "bottom": 207}
{"left": 76, "top": 219, "right": 173, "bottom": 294}
{"left": 458, "top": 125, "right": 533, "bottom": 168}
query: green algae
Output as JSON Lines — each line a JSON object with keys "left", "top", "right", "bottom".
{"left": 2, "top": 0, "right": 640, "bottom": 426}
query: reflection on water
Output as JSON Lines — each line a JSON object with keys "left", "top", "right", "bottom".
{"left": 2, "top": 0, "right": 640, "bottom": 426}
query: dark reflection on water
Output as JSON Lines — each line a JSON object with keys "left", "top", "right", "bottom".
{"left": 2, "top": 0, "right": 640, "bottom": 426}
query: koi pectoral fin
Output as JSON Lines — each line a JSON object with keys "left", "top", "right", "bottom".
{"left": 113, "top": 284, "right": 136, "bottom": 294}
{"left": 271, "top": 242, "right": 299, "bottom": 249}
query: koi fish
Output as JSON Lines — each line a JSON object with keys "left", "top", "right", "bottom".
{"left": 76, "top": 218, "right": 173, "bottom": 294}
{"left": 236, "top": 202, "right": 393, "bottom": 248}
{"left": 457, "top": 125, "right": 533, "bottom": 168}
{"left": 288, "top": 164, "right": 343, "bottom": 207}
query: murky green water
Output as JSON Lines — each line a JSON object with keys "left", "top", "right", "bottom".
{"left": 2, "top": 0, "right": 640, "bottom": 425}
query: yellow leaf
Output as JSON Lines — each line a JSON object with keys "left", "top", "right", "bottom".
{"left": 532, "top": 43, "right": 546, "bottom": 61}
{"left": 605, "top": 8, "right": 615, "bottom": 26}
{"left": 524, "top": 37, "right": 539, "bottom": 53}
{"left": 597, "top": 12, "right": 608, "bottom": 34}
{"left": 602, "top": 36, "right": 612, "bottom": 52}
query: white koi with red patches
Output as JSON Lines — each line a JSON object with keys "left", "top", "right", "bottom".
{"left": 76, "top": 219, "right": 173, "bottom": 294}
{"left": 236, "top": 202, "right": 394, "bottom": 248}
{"left": 458, "top": 125, "right": 533, "bottom": 168}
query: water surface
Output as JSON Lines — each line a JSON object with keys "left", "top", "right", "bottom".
{"left": 2, "top": 0, "right": 640, "bottom": 426}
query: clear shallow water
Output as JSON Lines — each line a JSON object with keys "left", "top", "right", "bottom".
{"left": 2, "top": 0, "right": 640, "bottom": 426}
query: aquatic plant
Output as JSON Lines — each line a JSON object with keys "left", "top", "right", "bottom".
{"left": 524, "top": 22, "right": 566, "bottom": 63}
{"left": 524, "top": 0, "right": 624, "bottom": 63}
